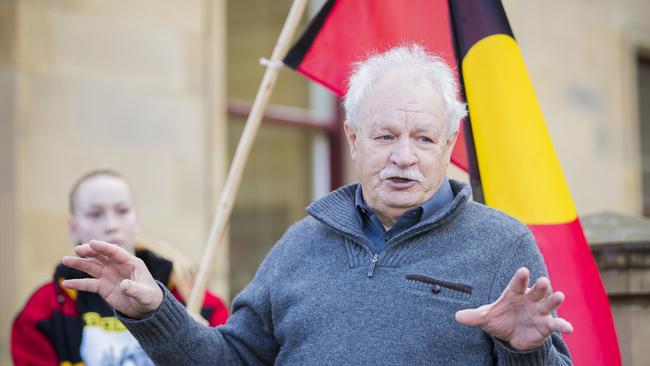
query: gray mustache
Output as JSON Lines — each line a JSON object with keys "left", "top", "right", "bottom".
{"left": 379, "top": 167, "right": 424, "bottom": 182}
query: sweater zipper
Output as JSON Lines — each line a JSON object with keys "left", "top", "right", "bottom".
{"left": 337, "top": 233, "right": 380, "bottom": 277}
{"left": 338, "top": 201, "right": 459, "bottom": 278}
{"left": 367, "top": 254, "right": 379, "bottom": 277}
{"left": 340, "top": 221, "right": 448, "bottom": 279}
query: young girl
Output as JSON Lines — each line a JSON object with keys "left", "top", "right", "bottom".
{"left": 12, "top": 169, "right": 229, "bottom": 366}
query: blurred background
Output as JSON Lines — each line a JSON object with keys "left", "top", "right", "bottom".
{"left": 1, "top": 0, "right": 649, "bottom": 365}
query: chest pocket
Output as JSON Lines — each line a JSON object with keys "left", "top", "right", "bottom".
{"left": 403, "top": 274, "right": 473, "bottom": 303}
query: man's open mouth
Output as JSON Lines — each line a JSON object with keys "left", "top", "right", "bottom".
{"left": 388, "top": 177, "right": 414, "bottom": 183}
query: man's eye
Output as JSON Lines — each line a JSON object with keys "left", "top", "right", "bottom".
{"left": 419, "top": 136, "right": 433, "bottom": 143}
{"left": 375, "top": 135, "right": 394, "bottom": 141}
{"left": 117, "top": 207, "right": 130, "bottom": 215}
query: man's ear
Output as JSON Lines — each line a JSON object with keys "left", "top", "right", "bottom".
{"left": 343, "top": 121, "right": 358, "bottom": 161}
{"left": 445, "top": 129, "right": 460, "bottom": 159}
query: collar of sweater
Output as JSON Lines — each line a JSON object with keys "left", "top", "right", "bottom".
{"left": 307, "top": 179, "right": 472, "bottom": 248}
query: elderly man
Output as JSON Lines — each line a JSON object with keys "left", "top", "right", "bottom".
{"left": 63, "top": 45, "right": 573, "bottom": 365}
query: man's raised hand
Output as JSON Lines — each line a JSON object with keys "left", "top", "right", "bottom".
{"left": 455, "top": 267, "right": 573, "bottom": 351}
{"left": 62, "top": 240, "right": 163, "bottom": 319}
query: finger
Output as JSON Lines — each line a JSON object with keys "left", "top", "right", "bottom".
{"left": 73, "top": 244, "right": 112, "bottom": 265}
{"left": 62, "top": 278, "right": 100, "bottom": 293}
{"left": 538, "top": 291, "right": 565, "bottom": 315}
{"left": 89, "top": 240, "right": 136, "bottom": 265}
{"left": 548, "top": 316, "right": 574, "bottom": 334}
{"left": 527, "top": 276, "right": 551, "bottom": 302}
{"left": 62, "top": 256, "right": 103, "bottom": 278}
{"left": 455, "top": 305, "right": 489, "bottom": 327}
{"left": 74, "top": 243, "right": 100, "bottom": 257}
{"left": 507, "top": 267, "right": 530, "bottom": 295}
{"left": 120, "top": 279, "right": 160, "bottom": 309}
{"left": 120, "top": 279, "right": 143, "bottom": 299}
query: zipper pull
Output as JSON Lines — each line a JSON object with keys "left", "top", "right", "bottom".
{"left": 368, "top": 254, "right": 379, "bottom": 277}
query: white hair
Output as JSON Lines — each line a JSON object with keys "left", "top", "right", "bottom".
{"left": 343, "top": 44, "right": 467, "bottom": 136}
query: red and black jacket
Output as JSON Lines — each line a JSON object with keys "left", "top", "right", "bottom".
{"left": 12, "top": 249, "right": 229, "bottom": 366}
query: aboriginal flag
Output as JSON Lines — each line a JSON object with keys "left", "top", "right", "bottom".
{"left": 284, "top": 1, "right": 622, "bottom": 365}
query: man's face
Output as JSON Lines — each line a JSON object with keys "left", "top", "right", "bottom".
{"left": 69, "top": 175, "right": 139, "bottom": 253}
{"left": 344, "top": 70, "right": 458, "bottom": 222}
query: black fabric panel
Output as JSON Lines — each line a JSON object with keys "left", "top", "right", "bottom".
{"left": 461, "top": 116, "right": 485, "bottom": 203}
{"left": 37, "top": 312, "right": 84, "bottom": 363}
{"left": 283, "top": 0, "right": 336, "bottom": 69}
{"left": 54, "top": 262, "right": 88, "bottom": 281}
{"left": 201, "top": 306, "right": 215, "bottom": 321}
{"left": 446, "top": 21, "right": 484, "bottom": 203}
{"left": 136, "top": 249, "right": 173, "bottom": 286}
{"left": 449, "top": 0, "right": 514, "bottom": 60}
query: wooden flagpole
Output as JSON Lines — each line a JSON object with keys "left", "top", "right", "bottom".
{"left": 187, "top": 0, "right": 309, "bottom": 314}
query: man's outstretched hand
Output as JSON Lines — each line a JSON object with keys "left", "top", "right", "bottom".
{"left": 62, "top": 240, "right": 164, "bottom": 319}
{"left": 455, "top": 267, "right": 573, "bottom": 351}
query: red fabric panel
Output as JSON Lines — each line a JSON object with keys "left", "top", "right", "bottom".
{"left": 202, "top": 291, "right": 230, "bottom": 327}
{"left": 298, "top": 1, "right": 456, "bottom": 95}
{"left": 529, "top": 219, "right": 621, "bottom": 366}
{"left": 11, "top": 283, "right": 61, "bottom": 366}
{"left": 450, "top": 125, "right": 468, "bottom": 171}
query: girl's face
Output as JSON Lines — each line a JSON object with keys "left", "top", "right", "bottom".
{"left": 69, "top": 175, "right": 139, "bottom": 254}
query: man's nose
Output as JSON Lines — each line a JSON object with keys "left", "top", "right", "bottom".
{"left": 390, "top": 137, "right": 417, "bottom": 167}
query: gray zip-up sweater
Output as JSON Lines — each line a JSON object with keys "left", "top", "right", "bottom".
{"left": 121, "top": 181, "right": 572, "bottom": 365}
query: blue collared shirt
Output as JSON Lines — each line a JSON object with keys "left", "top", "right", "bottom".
{"left": 354, "top": 179, "right": 455, "bottom": 253}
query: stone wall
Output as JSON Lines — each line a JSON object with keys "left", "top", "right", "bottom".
{"left": 0, "top": 3, "right": 18, "bottom": 365}
{"left": 592, "top": 242, "right": 650, "bottom": 366}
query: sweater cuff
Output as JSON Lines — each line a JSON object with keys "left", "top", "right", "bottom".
{"left": 117, "top": 282, "right": 190, "bottom": 348}
{"left": 493, "top": 336, "right": 552, "bottom": 365}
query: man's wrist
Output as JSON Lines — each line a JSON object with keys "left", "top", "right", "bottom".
{"left": 494, "top": 335, "right": 551, "bottom": 354}
{"left": 498, "top": 336, "right": 547, "bottom": 352}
